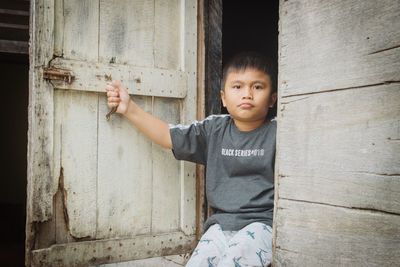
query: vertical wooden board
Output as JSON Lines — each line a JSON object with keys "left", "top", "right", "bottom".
{"left": 180, "top": 0, "right": 197, "bottom": 236}
{"left": 151, "top": 97, "right": 181, "bottom": 233}
{"left": 97, "top": 95, "right": 153, "bottom": 239}
{"left": 279, "top": 0, "right": 400, "bottom": 96}
{"left": 154, "top": 0, "right": 181, "bottom": 70}
{"left": 53, "top": 0, "right": 64, "bottom": 56}
{"left": 62, "top": 0, "right": 99, "bottom": 61}
{"left": 56, "top": 90, "right": 98, "bottom": 238}
{"left": 274, "top": 199, "right": 400, "bottom": 267}
{"left": 30, "top": 0, "right": 54, "bottom": 66}
{"left": 99, "top": 0, "right": 154, "bottom": 66}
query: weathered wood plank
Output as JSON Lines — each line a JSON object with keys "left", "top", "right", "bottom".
{"left": 180, "top": 0, "right": 198, "bottom": 236}
{"left": 277, "top": 83, "right": 400, "bottom": 214}
{"left": 30, "top": 0, "right": 53, "bottom": 66}
{"left": 62, "top": 0, "right": 99, "bottom": 61}
{"left": 27, "top": 0, "right": 55, "bottom": 264}
{"left": 31, "top": 232, "right": 197, "bottom": 267}
{"left": 53, "top": 0, "right": 64, "bottom": 56}
{"left": 0, "top": 39, "right": 28, "bottom": 54}
{"left": 97, "top": 96, "right": 153, "bottom": 239}
{"left": 154, "top": 0, "right": 181, "bottom": 70}
{"left": 96, "top": 254, "right": 187, "bottom": 267}
{"left": 151, "top": 97, "right": 181, "bottom": 234}
{"left": 99, "top": 0, "right": 154, "bottom": 67}
{"left": 274, "top": 199, "right": 400, "bottom": 267}
{"left": 196, "top": 0, "right": 207, "bottom": 239}
{"left": 204, "top": 0, "right": 222, "bottom": 116}
{"left": 47, "top": 57, "right": 188, "bottom": 98}
{"left": 56, "top": 90, "right": 98, "bottom": 238}
{"left": 279, "top": 0, "right": 400, "bottom": 97}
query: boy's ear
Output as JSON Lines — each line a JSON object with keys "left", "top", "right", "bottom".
{"left": 269, "top": 92, "right": 277, "bottom": 107}
{"left": 220, "top": 90, "right": 227, "bottom": 107}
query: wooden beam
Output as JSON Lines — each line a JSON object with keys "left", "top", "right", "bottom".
{"left": 0, "top": 39, "right": 28, "bottom": 54}
{"left": 204, "top": 0, "right": 222, "bottom": 116}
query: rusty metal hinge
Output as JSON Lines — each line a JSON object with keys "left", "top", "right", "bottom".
{"left": 43, "top": 67, "right": 75, "bottom": 84}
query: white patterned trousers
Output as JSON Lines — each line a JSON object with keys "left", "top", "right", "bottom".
{"left": 185, "top": 222, "right": 272, "bottom": 267}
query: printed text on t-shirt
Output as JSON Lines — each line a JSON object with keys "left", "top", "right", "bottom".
{"left": 221, "top": 148, "right": 265, "bottom": 157}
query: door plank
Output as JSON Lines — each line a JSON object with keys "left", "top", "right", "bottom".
{"left": 47, "top": 57, "right": 188, "bottom": 98}
{"left": 62, "top": 0, "right": 99, "bottom": 61}
{"left": 279, "top": 0, "right": 400, "bottom": 97}
{"left": 97, "top": 96, "right": 153, "bottom": 239}
{"left": 274, "top": 199, "right": 400, "bottom": 267}
{"left": 278, "top": 84, "right": 400, "bottom": 214}
{"left": 99, "top": 0, "right": 154, "bottom": 67}
{"left": 56, "top": 90, "right": 98, "bottom": 238}
{"left": 154, "top": 0, "right": 181, "bottom": 70}
{"left": 31, "top": 232, "right": 196, "bottom": 267}
{"left": 151, "top": 98, "right": 181, "bottom": 233}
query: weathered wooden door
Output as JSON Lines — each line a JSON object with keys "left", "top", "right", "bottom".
{"left": 274, "top": 0, "right": 400, "bottom": 266}
{"left": 27, "top": 0, "right": 198, "bottom": 266}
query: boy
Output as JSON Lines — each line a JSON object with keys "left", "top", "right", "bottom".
{"left": 106, "top": 52, "right": 277, "bottom": 267}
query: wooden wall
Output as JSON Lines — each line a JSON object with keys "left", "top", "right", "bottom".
{"left": 274, "top": 0, "right": 400, "bottom": 266}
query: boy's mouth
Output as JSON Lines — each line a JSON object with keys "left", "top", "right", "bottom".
{"left": 238, "top": 103, "right": 254, "bottom": 109}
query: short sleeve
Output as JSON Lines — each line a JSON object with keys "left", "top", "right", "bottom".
{"left": 169, "top": 118, "right": 214, "bottom": 165}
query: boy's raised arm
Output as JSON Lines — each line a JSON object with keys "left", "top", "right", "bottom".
{"left": 106, "top": 80, "right": 173, "bottom": 149}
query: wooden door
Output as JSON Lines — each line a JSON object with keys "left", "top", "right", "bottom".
{"left": 26, "top": 0, "right": 198, "bottom": 266}
{"left": 274, "top": 0, "right": 400, "bottom": 266}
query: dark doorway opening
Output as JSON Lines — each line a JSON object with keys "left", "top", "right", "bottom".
{"left": 222, "top": 0, "right": 279, "bottom": 118}
{"left": 0, "top": 0, "right": 30, "bottom": 266}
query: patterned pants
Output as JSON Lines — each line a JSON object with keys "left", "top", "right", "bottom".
{"left": 185, "top": 222, "right": 272, "bottom": 267}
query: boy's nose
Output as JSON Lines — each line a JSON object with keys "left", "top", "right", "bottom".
{"left": 242, "top": 87, "right": 253, "bottom": 99}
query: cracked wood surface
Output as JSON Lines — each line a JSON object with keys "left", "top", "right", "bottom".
{"left": 274, "top": 0, "right": 400, "bottom": 266}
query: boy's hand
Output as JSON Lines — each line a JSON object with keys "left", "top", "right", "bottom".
{"left": 106, "top": 80, "right": 131, "bottom": 116}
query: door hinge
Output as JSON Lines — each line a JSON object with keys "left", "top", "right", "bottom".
{"left": 43, "top": 67, "right": 75, "bottom": 84}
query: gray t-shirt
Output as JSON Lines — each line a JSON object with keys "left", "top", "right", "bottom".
{"left": 170, "top": 115, "right": 276, "bottom": 231}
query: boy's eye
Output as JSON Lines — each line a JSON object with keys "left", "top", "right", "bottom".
{"left": 254, "top": 85, "right": 264, "bottom": 90}
{"left": 232, "top": 85, "right": 241, "bottom": 89}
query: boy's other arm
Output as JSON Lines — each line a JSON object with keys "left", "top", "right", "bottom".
{"left": 106, "top": 80, "right": 173, "bottom": 149}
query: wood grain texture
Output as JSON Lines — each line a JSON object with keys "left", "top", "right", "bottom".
{"left": 53, "top": 0, "right": 63, "bottom": 56}
{"left": 279, "top": 0, "right": 400, "bottom": 97}
{"left": 278, "top": 83, "right": 400, "bottom": 214}
{"left": 62, "top": 0, "right": 99, "bottom": 61}
{"left": 96, "top": 254, "right": 188, "bottom": 267}
{"left": 275, "top": 1, "right": 400, "bottom": 266}
{"left": 48, "top": 57, "right": 188, "bottom": 98}
{"left": 99, "top": 0, "right": 154, "bottom": 67}
{"left": 204, "top": 0, "right": 222, "bottom": 115}
{"left": 274, "top": 199, "right": 400, "bottom": 267}
{"left": 31, "top": 231, "right": 196, "bottom": 267}
{"left": 151, "top": 97, "right": 181, "bottom": 234}
{"left": 154, "top": 0, "right": 181, "bottom": 70}
{"left": 54, "top": 90, "right": 98, "bottom": 238}
{"left": 97, "top": 96, "right": 153, "bottom": 239}
{"left": 180, "top": 0, "right": 197, "bottom": 236}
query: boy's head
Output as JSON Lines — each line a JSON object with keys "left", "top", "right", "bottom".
{"left": 221, "top": 52, "right": 277, "bottom": 92}
{"left": 220, "top": 52, "right": 277, "bottom": 129}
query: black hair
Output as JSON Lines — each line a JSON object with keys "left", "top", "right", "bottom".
{"left": 221, "top": 51, "right": 277, "bottom": 92}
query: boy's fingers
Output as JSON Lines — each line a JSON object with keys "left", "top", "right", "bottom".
{"left": 107, "top": 102, "right": 119, "bottom": 108}
{"left": 107, "top": 90, "right": 119, "bottom": 97}
{"left": 108, "top": 96, "right": 120, "bottom": 102}
{"left": 111, "top": 80, "right": 121, "bottom": 88}
{"left": 106, "top": 84, "right": 117, "bottom": 92}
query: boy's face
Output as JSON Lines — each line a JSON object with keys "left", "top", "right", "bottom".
{"left": 221, "top": 68, "right": 277, "bottom": 128}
